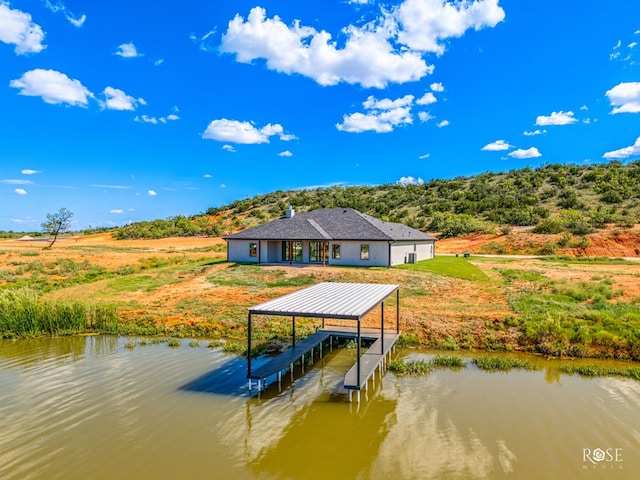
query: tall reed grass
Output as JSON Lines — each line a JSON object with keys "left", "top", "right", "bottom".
{"left": 0, "top": 287, "right": 117, "bottom": 337}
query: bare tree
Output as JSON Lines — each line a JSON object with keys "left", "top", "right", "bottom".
{"left": 41, "top": 207, "right": 73, "bottom": 248}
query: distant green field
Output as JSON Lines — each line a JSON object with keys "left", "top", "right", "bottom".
{"left": 395, "top": 256, "right": 488, "bottom": 282}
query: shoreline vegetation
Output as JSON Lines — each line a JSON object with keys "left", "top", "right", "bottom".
{"left": 1, "top": 236, "right": 639, "bottom": 364}
{"left": 2, "top": 160, "right": 640, "bottom": 363}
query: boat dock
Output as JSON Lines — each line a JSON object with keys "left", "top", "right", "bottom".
{"left": 248, "top": 327, "right": 400, "bottom": 400}
{"left": 246, "top": 283, "right": 401, "bottom": 402}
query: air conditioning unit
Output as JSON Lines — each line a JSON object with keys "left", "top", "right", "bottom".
{"left": 407, "top": 252, "right": 417, "bottom": 264}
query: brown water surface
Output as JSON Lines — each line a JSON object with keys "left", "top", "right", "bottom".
{"left": 0, "top": 336, "right": 638, "bottom": 479}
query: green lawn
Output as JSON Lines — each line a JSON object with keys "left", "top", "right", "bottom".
{"left": 395, "top": 256, "right": 489, "bottom": 282}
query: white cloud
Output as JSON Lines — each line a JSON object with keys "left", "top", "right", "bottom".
{"left": 0, "top": 2, "right": 46, "bottom": 54}
{"left": 220, "top": 183, "right": 227, "bottom": 188}
{"left": 154, "top": 58, "right": 164, "bottom": 66}
{"left": 397, "top": 176, "right": 424, "bottom": 185}
{"left": 363, "top": 94, "right": 414, "bottom": 110}
{"left": 416, "top": 91, "right": 437, "bottom": 105}
{"left": 279, "top": 132, "right": 297, "bottom": 141}
{"left": 278, "top": 150, "right": 293, "bottom": 157}
{"left": 220, "top": 6, "right": 431, "bottom": 88}
{"left": 523, "top": 129, "right": 546, "bottom": 136}
{"left": 133, "top": 105, "right": 178, "bottom": 124}
{"left": 91, "top": 184, "right": 131, "bottom": 189}
{"left": 629, "top": 42, "right": 638, "bottom": 49}
{"left": 535, "top": 110, "right": 577, "bottom": 126}
{"left": 220, "top": 2, "right": 506, "bottom": 88}
{"left": 603, "top": 136, "right": 640, "bottom": 159}
{"left": 102, "top": 87, "right": 144, "bottom": 111}
{"left": 203, "top": 118, "right": 293, "bottom": 144}
{"left": 606, "top": 82, "right": 640, "bottom": 114}
{"left": 14, "top": 188, "right": 27, "bottom": 195}
{"left": 481, "top": 139, "right": 512, "bottom": 151}
{"left": 67, "top": 14, "right": 86, "bottom": 27}
{"left": 203, "top": 174, "right": 212, "bottom": 178}
{"left": 580, "top": 104, "right": 588, "bottom": 111}
{"left": 44, "top": 1, "right": 85, "bottom": 27}
{"left": 508, "top": 147, "right": 541, "bottom": 159}
{"left": 135, "top": 115, "right": 158, "bottom": 124}
{"left": 10, "top": 68, "right": 94, "bottom": 106}
{"left": 21, "top": 169, "right": 40, "bottom": 175}
{"left": 110, "top": 209, "right": 124, "bottom": 214}
{"left": 418, "top": 111, "right": 434, "bottom": 122}
{"left": 395, "top": 0, "right": 505, "bottom": 55}
{"left": 436, "top": 120, "right": 449, "bottom": 127}
{"left": 222, "top": 144, "right": 236, "bottom": 152}
{"left": 1, "top": 179, "right": 33, "bottom": 185}
{"left": 430, "top": 82, "right": 444, "bottom": 92}
{"left": 419, "top": 153, "right": 430, "bottom": 159}
{"left": 147, "top": 190, "right": 157, "bottom": 196}
{"left": 337, "top": 94, "right": 414, "bottom": 133}
{"left": 115, "top": 42, "right": 142, "bottom": 58}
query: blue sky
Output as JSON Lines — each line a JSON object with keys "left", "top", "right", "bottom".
{"left": 2, "top": 0, "right": 640, "bottom": 232}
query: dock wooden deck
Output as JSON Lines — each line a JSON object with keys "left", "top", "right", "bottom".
{"left": 247, "top": 327, "right": 400, "bottom": 401}
{"left": 344, "top": 331, "right": 399, "bottom": 403}
{"left": 249, "top": 330, "right": 333, "bottom": 385}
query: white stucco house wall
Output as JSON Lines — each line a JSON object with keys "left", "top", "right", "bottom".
{"left": 224, "top": 207, "right": 436, "bottom": 267}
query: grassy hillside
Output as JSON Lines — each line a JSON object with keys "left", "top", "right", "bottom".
{"left": 115, "top": 160, "right": 640, "bottom": 239}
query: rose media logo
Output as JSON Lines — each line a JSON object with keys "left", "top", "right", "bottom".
{"left": 583, "top": 447, "right": 623, "bottom": 471}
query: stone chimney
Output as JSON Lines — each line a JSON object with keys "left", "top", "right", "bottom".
{"left": 285, "top": 205, "right": 295, "bottom": 218}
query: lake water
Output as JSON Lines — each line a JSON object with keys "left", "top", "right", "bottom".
{"left": 1, "top": 336, "right": 638, "bottom": 479}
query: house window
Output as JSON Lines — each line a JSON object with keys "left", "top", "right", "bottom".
{"left": 249, "top": 243, "right": 257, "bottom": 257}
{"left": 360, "top": 244, "right": 369, "bottom": 260}
{"left": 332, "top": 244, "right": 341, "bottom": 259}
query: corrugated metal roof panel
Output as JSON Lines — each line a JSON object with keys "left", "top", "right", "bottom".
{"left": 249, "top": 282, "right": 398, "bottom": 320}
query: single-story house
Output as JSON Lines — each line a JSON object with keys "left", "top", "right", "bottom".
{"left": 224, "top": 206, "right": 437, "bottom": 267}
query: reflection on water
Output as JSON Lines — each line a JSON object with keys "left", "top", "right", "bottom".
{"left": 0, "top": 337, "right": 639, "bottom": 479}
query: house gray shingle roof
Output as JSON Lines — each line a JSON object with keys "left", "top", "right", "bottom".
{"left": 225, "top": 208, "right": 437, "bottom": 242}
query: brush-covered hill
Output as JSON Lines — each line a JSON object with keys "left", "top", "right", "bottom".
{"left": 115, "top": 160, "right": 640, "bottom": 244}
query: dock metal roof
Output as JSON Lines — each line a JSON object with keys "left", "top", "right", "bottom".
{"left": 248, "top": 282, "right": 399, "bottom": 320}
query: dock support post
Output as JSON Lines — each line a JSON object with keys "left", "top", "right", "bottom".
{"left": 292, "top": 316, "right": 296, "bottom": 348}
{"left": 357, "top": 320, "right": 361, "bottom": 388}
{"left": 302, "top": 353, "right": 305, "bottom": 373}
{"left": 396, "top": 289, "right": 400, "bottom": 334}
{"left": 247, "top": 313, "right": 252, "bottom": 381}
{"left": 381, "top": 301, "right": 385, "bottom": 354}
